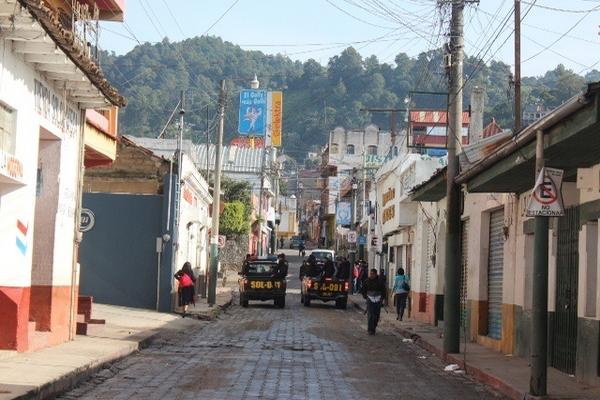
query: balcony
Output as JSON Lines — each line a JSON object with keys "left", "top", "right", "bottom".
{"left": 0, "top": 0, "right": 125, "bottom": 108}
{"left": 47, "top": 0, "right": 124, "bottom": 22}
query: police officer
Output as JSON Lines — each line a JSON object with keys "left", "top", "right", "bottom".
{"left": 274, "top": 253, "right": 289, "bottom": 279}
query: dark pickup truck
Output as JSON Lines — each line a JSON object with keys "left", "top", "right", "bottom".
{"left": 238, "top": 258, "right": 286, "bottom": 308}
{"left": 301, "top": 269, "right": 349, "bottom": 309}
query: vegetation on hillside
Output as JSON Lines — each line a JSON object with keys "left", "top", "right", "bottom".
{"left": 101, "top": 36, "right": 597, "bottom": 160}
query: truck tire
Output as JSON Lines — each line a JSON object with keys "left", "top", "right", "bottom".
{"left": 300, "top": 294, "right": 304, "bottom": 304}
{"left": 304, "top": 297, "right": 311, "bottom": 307}
{"left": 241, "top": 294, "right": 248, "bottom": 308}
{"left": 336, "top": 298, "right": 347, "bottom": 309}
{"left": 275, "top": 297, "right": 285, "bottom": 308}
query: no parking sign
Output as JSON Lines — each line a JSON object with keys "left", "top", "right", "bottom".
{"left": 526, "top": 167, "right": 564, "bottom": 217}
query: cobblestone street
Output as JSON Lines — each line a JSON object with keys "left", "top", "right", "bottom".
{"left": 59, "top": 254, "right": 506, "bottom": 400}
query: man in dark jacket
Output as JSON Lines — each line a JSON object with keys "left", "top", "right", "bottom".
{"left": 361, "top": 268, "right": 386, "bottom": 335}
{"left": 336, "top": 256, "right": 351, "bottom": 280}
{"left": 274, "top": 253, "right": 289, "bottom": 279}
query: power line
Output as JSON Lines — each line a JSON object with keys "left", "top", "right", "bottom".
{"left": 201, "top": 0, "right": 241, "bottom": 37}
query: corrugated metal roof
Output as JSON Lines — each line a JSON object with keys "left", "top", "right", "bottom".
{"left": 126, "top": 136, "right": 266, "bottom": 174}
{"left": 410, "top": 111, "right": 471, "bottom": 125}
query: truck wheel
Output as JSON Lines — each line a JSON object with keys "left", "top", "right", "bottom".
{"left": 300, "top": 294, "right": 304, "bottom": 304}
{"left": 304, "top": 297, "right": 311, "bottom": 307}
{"left": 336, "top": 298, "right": 347, "bottom": 309}
{"left": 241, "top": 295, "right": 248, "bottom": 308}
{"left": 275, "top": 297, "right": 285, "bottom": 308}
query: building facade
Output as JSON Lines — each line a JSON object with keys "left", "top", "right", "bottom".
{"left": 0, "top": 0, "right": 125, "bottom": 351}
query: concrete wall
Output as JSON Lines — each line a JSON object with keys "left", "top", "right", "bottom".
{"left": 0, "top": 38, "right": 82, "bottom": 351}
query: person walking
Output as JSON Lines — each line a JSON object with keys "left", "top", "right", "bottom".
{"left": 393, "top": 268, "right": 410, "bottom": 321}
{"left": 361, "top": 268, "right": 386, "bottom": 335}
{"left": 352, "top": 262, "right": 361, "bottom": 294}
{"left": 299, "top": 242, "right": 306, "bottom": 257}
{"left": 174, "top": 262, "right": 196, "bottom": 317}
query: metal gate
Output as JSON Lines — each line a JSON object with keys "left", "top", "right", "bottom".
{"left": 551, "top": 206, "right": 579, "bottom": 374}
{"left": 487, "top": 209, "right": 504, "bottom": 340}
{"left": 460, "top": 218, "right": 470, "bottom": 326}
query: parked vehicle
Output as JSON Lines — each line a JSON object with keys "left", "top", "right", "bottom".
{"left": 289, "top": 235, "right": 305, "bottom": 249}
{"left": 238, "top": 257, "right": 286, "bottom": 308}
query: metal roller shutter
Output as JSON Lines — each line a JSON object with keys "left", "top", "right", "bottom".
{"left": 460, "top": 218, "right": 469, "bottom": 326}
{"left": 425, "top": 224, "right": 434, "bottom": 308}
{"left": 487, "top": 210, "right": 504, "bottom": 340}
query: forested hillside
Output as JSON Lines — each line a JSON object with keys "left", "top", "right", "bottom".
{"left": 101, "top": 36, "right": 599, "bottom": 158}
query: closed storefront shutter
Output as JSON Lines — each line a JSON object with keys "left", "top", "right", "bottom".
{"left": 487, "top": 209, "right": 504, "bottom": 340}
{"left": 460, "top": 218, "right": 469, "bottom": 326}
{"left": 425, "top": 224, "right": 434, "bottom": 309}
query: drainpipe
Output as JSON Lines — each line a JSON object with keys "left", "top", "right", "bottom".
{"left": 68, "top": 108, "right": 86, "bottom": 340}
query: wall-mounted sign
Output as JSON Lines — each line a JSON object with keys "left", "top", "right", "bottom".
{"left": 526, "top": 167, "right": 564, "bottom": 217}
{"left": 80, "top": 208, "right": 95, "bottom": 232}
{"left": 218, "top": 235, "right": 226, "bottom": 248}
{"left": 270, "top": 91, "right": 283, "bottom": 147}
{"left": 347, "top": 231, "right": 357, "bottom": 243}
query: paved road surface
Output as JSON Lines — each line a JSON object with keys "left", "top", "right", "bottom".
{"left": 59, "top": 250, "right": 506, "bottom": 400}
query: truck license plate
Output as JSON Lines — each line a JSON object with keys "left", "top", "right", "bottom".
{"left": 250, "top": 281, "right": 282, "bottom": 289}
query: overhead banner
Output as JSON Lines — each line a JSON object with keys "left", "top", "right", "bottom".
{"left": 238, "top": 89, "right": 267, "bottom": 136}
{"left": 270, "top": 91, "right": 283, "bottom": 147}
{"left": 336, "top": 202, "right": 352, "bottom": 226}
{"left": 526, "top": 167, "right": 565, "bottom": 217}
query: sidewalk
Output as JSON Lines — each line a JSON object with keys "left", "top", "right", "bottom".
{"left": 348, "top": 294, "right": 600, "bottom": 400}
{"left": 0, "top": 288, "right": 233, "bottom": 400}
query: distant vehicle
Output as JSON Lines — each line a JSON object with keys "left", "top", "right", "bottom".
{"left": 308, "top": 249, "right": 335, "bottom": 263}
{"left": 238, "top": 257, "right": 286, "bottom": 308}
{"left": 289, "top": 236, "right": 305, "bottom": 249}
{"left": 301, "top": 253, "right": 348, "bottom": 309}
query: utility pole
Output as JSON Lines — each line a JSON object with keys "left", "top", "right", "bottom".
{"left": 257, "top": 147, "right": 267, "bottom": 255}
{"left": 206, "top": 104, "right": 210, "bottom": 179}
{"left": 514, "top": 0, "right": 522, "bottom": 132}
{"left": 530, "top": 129, "right": 548, "bottom": 396}
{"left": 443, "top": 0, "right": 464, "bottom": 354}
{"left": 172, "top": 91, "right": 185, "bottom": 274}
{"left": 208, "top": 80, "right": 226, "bottom": 306}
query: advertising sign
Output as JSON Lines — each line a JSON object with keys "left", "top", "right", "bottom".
{"left": 347, "top": 231, "right": 357, "bottom": 243}
{"left": 336, "top": 202, "right": 352, "bottom": 226}
{"left": 526, "top": 167, "right": 565, "bottom": 217}
{"left": 270, "top": 91, "right": 283, "bottom": 147}
{"left": 238, "top": 90, "right": 267, "bottom": 135}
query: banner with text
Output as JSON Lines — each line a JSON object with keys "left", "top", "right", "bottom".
{"left": 270, "top": 91, "right": 283, "bottom": 147}
{"left": 238, "top": 89, "right": 267, "bottom": 136}
{"left": 336, "top": 202, "right": 352, "bottom": 226}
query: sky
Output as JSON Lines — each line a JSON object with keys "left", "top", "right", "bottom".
{"left": 99, "top": 0, "right": 600, "bottom": 78}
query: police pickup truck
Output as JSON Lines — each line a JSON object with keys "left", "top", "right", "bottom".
{"left": 239, "top": 256, "right": 286, "bottom": 308}
{"left": 300, "top": 250, "right": 349, "bottom": 309}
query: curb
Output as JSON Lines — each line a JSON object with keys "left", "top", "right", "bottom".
{"left": 9, "top": 332, "right": 160, "bottom": 400}
{"left": 191, "top": 289, "right": 234, "bottom": 321}
{"left": 348, "top": 297, "right": 525, "bottom": 400}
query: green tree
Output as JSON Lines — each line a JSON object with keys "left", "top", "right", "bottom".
{"left": 220, "top": 201, "right": 249, "bottom": 236}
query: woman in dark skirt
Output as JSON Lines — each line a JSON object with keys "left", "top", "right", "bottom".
{"left": 174, "top": 262, "right": 196, "bottom": 317}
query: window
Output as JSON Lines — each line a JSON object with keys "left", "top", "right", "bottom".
{"left": 367, "top": 145, "right": 377, "bottom": 155}
{"left": 330, "top": 143, "right": 339, "bottom": 154}
{"left": 0, "top": 103, "right": 16, "bottom": 154}
{"left": 346, "top": 144, "right": 355, "bottom": 155}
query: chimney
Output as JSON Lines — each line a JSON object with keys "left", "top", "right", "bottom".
{"left": 469, "top": 86, "right": 485, "bottom": 145}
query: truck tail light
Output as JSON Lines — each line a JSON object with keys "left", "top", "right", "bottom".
{"left": 307, "top": 279, "right": 312, "bottom": 288}
{"left": 243, "top": 279, "right": 249, "bottom": 287}
{"left": 345, "top": 281, "right": 349, "bottom": 291}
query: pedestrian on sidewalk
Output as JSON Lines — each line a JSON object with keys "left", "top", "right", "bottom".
{"left": 361, "top": 268, "right": 386, "bottom": 335}
{"left": 352, "top": 261, "right": 361, "bottom": 294}
{"left": 393, "top": 268, "right": 410, "bottom": 321}
{"left": 174, "top": 262, "right": 196, "bottom": 317}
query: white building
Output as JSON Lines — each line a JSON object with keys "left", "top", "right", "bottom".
{"left": 0, "top": 0, "right": 125, "bottom": 351}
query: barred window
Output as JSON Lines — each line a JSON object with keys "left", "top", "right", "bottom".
{"left": 0, "top": 103, "right": 16, "bottom": 154}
